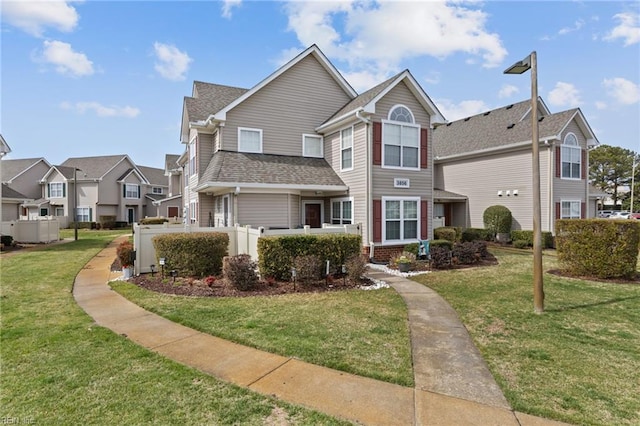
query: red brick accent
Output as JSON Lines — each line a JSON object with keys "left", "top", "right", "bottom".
{"left": 367, "top": 244, "right": 411, "bottom": 263}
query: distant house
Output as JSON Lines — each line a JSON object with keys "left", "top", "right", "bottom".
{"left": 433, "top": 98, "right": 599, "bottom": 233}
{"left": 178, "top": 44, "right": 445, "bottom": 260}
{"left": 1, "top": 157, "right": 50, "bottom": 220}
{"left": 35, "top": 155, "right": 175, "bottom": 226}
{"left": 141, "top": 155, "right": 183, "bottom": 219}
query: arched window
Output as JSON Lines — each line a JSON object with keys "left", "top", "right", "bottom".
{"left": 561, "top": 133, "right": 581, "bottom": 179}
{"left": 389, "top": 105, "right": 414, "bottom": 123}
{"left": 384, "top": 105, "right": 419, "bottom": 169}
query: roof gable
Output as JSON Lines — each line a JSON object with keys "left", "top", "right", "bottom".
{"left": 137, "top": 165, "right": 167, "bottom": 186}
{"left": 1, "top": 158, "right": 51, "bottom": 182}
{"left": 61, "top": 155, "right": 138, "bottom": 180}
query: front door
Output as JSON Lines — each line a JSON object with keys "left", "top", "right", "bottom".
{"left": 305, "top": 203, "right": 321, "bottom": 228}
{"left": 127, "top": 208, "right": 135, "bottom": 224}
{"left": 222, "top": 196, "right": 230, "bottom": 227}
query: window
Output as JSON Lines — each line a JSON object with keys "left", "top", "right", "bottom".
{"left": 49, "top": 182, "right": 64, "bottom": 198}
{"left": 383, "top": 106, "right": 419, "bottom": 169}
{"left": 303, "top": 134, "right": 323, "bottom": 158}
{"left": 341, "top": 127, "right": 353, "bottom": 170}
{"left": 76, "top": 207, "right": 90, "bottom": 222}
{"left": 561, "top": 201, "right": 581, "bottom": 219}
{"left": 331, "top": 198, "right": 353, "bottom": 224}
{"left": 152, "top": 187, "right": 163, "bottom": 195}
{"left": 561, "top": 133, "right": 581, "bottom": 179}
{"left": 55, "top": 207, "right": 64, "bottom": 216}
{"left": 190, "top": 201, "right": 198, "bottom": 223}
{"left": 125, "top": 184, "right": 139, "bottom": 199}
{"left": 238, "top": 127, "right": 262, "bottom": 153}
{"left": 383, "top": 197, "right": 419, "bottom": 242}
{"left": 40, "top": 208, "right": 48, "bottom": 216}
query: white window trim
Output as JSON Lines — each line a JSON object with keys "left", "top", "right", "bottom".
{"left": 382, "top": 196, "right": 420, "bottom": 244}
{"left": 340, "top": 126, "right": 354, "bottom": 172}
{"left": 302, "top": 134, "right": 324, "bottom": 158}
{"left": 561, "top": 132, "right": 581, "bottom": 180}
{"left": 49, "top": 182, "right": 64, "bottom": 198}
{"left": 189, "top": 136, "right": 197, "bottom": 175}
{"left": 381, "top": 119, "right": 421, "bottom": 171}
{"left": 238, "top": 127, "right": 263, "bottom": 153}
{"left": 561, "top": 200, "right": 581, "bottom": 219}
{"left": 302, "top": 200, "right": 324, "bottom": 226}
{"left": 76, "top": 206, "right": 90, "bottom": 222}
{"left": 388, "top": 104, "right": 416, "bottom": 123}
{"left": 330, "top": 197, "right": 353, "bottom": 225}
{"left": 152, "top": 187, "right": 163, "bottom": 195}
{"left": 125, "top": 183, "right": 139, "bottom": 199}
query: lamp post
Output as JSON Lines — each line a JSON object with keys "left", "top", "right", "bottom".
{"left": 504, "top": 51, "right": 544, "bottom": 314}
{"left": 631, "top": 161, "right": 637, "bottom": 214}
{"left": 73, "top": 168, "right": 82, "bottom": 241}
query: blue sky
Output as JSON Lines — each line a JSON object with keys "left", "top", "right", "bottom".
{"left": 1, "top": 0, "right": 639, "bottom": 169}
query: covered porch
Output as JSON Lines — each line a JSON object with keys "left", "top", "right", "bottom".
{"left": 433, "top": 189, "right": 468, "bottom": 229}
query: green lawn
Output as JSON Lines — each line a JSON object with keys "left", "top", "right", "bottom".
{"left": 412, "top": 248, "right": 640, "bottom": 426}
{"left": 0, "top": 230, "right": 349, "bottom": 425}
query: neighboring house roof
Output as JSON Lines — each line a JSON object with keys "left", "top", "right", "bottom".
{"left": 186, "top": 82, "right": 249, "bottom": 122}
{"left": 318, "top": 69, "right": 446, "bottom": 131}
{"left": 433, "top": 189, "right": 468, "bottom": 201}
{"left": 0, "top": 134, "right": 11, "bottom": 155}
{"left": 588, "top": 184, "right": 608, "bottom": 199}
{"left": 138, "top": 166, "right": 167, "bottom": 186}
{"left": 433, "top": 98, "right": 599, "bottom": 160}
{"left": 1, "top": 183, "right": 29, "bottom": 199}
{"left": 165, "top": 154, "right": 181, "bottom": 174}
{"left": 117, "top": 168, "right": 148, "bottom": 184}
{"left": 145, "top": 193, "right": 166, "bottom": 202}
{"left": 197, "top": 151, "right": 348, "bottom": 191}
{"left": 21, "top": 198, "right": 49, "bottom": 207}
{"left": 1, "top": 158, "right": 50, "bottom": 183}
{"left": 60, "top": 155, "right": 139, "bottom": 181}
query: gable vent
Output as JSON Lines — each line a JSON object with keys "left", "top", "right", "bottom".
{"left": 506, "top": 104, "right": 514, "bottom": 110}
{"left": 507, "top": 123, "right": 515, "bottom": 129}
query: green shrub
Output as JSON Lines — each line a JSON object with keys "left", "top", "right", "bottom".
{"left": 430, "top": 246, "right": 452, "bottom": 269}
{"left": 258, "top": 234, "right": 361, "bottom": 280}
{"left": 470, "top": 240, "right": 489, "bottom": 258}
{"left": 223, "top": 254, "right": 258, "bottom": 290}
{"left": 152, "top": 232, "right": 229, "bottom": 277}
{"left": 461, "top": 228, "right": 491, "bottom": 242}
{"left": 556, "top": 219, "right": 640, "bottom": 279}
{"left": 513, "top": 239, "right": 529, "bottom": 249}
{"left": 116, "top": 241, "right": 134, "bottom": 268}
{"left": 510, "top": 230, "right": 554, "bottom": 249}
{"left": 1, "top": 235, "right": 14, "bottom": 247}
{"left": 452, "top": 242, "right": 480, "bottom": 265}
{"left": 434, "top": 227, "right": 457, "bottom": 242}
{"left": 403, "top": 242, "right": 420, "bottom": 257}
{"left": 430, "top": 239, "right": 453, "bottom": 251}
{"left": 140, "top": 217, "right": 169, "bottom": 225}
{"left": 483, "top": 205, "right": 513, "bottom": 238}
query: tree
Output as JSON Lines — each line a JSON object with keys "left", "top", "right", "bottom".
{"left": 589, "top": 145, "right": 638, "bottom": 209}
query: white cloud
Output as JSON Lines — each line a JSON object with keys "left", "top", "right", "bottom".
{"left": 60, "top": 101, "right": 140, "bottom": 118}
{"left": 595, "top": 101, "right": 608, "bottom": 110}
{"left": 36, "top": 40, "right": 94, "bottom": 77}
{"left": 153, "top": 42, "right": 192, "bottom": 81}
{"left": 283, "top": 0, "right": 507, "bottom": 77}
{"left": 603, "top": 77, "right": 640, "bottom": 105}
{"left": 435, "top": 99, "right": 490, "bottom": 122}
{"left": 1, "top": 0, "right": 80, "bottom": 37}
{"left": 604, "top": 12, "right": 640, "bottom": 46}
{"left": 558, "top": 19, "right": 585, "bottom": 35}
{"left": 498, "top": 84, "right": 519, "bottom": 99}
{"left": 221, "top": 0, "right": 242, "bottom": 19}
{"left": 548, "top": 82, "right": 582, "bottom": 107}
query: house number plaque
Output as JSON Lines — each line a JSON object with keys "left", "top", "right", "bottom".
{"left": 394, "top": 178, "right": 410, "bottom": 188}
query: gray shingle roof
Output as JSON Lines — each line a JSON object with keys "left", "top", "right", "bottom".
{"left": 185, "top": 82, "right": 249, "bottom": 122}
{"left": 433, "top": 189, "right": 468, "bottom": 200}
{"left": 165, "top": 154, "right": 180, "bottom": 172}
{"left": 138, "top": 166, "right": 167, "bottom": 186}
{"left": 1, "top": 183, "right": 29, "bottom": 199}
{"left": 1, "top": 158, "right": 47, "bottom": 181}
{"left": 61, "top": 155, "right": 130, "bottom": 180}
{"left": 199, "top": 151, "right": 346, "bottom": 188}
{"left": 433, "top": 99, "right": 579, "bottom": 159}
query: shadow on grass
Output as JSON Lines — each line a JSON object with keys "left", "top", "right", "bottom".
{"left": 547, "top": 295, "right": 640, "bottom": 312}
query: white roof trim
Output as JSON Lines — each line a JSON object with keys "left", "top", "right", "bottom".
{"left": 195, "top": 182, "right": 348, "bottom": 192}
{"left": 210, "top": 45, "right": 357, "bottom": 122}
{"left": 435, "top": 136, "right": 560, "bottom": 163}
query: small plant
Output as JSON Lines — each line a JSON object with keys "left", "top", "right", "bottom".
{"left": 391, "top": 251, "right": 416, "bottom": 271}
{"left": 116, "top": 241, "right": 134, "bottom": 268}
{"left": 203, "top": 276, "right": 217, "bottom": 287}
{"left": 345, "top": 254, "right": 367, "bottom": 283}
{"left": 223, "top": 254, "right": 258, "bottom": 291}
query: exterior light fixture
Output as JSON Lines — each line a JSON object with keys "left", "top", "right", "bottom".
{"left": 150, "top": 264, "right": 156, "bottom": 276}
{"left": 170, "top": 269, "right": 178, "bottom": 283}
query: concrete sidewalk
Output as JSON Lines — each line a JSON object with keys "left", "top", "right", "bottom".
{"left": 73, "top": 237, "right": 568, "bottom": 425}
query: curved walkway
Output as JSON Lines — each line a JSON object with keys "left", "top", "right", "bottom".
{"left": 73, "top": 237, "right": 568, "bottom": 425}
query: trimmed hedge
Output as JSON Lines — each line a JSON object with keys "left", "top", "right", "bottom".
{"left": 434, "top": 226, "right": 458, "bottom": 242}
{"left": 483, "top": 205, "right": 512, "bottom": 237}
{"left": 140, "top": 217, "right": 169, "bottom": 225}
{"left": 152, "top": 232, "right": 229, "bottom": 277}
{"left": 556, "top": 219, "right": 640, "bottom": 279}
{"left": 510, "top": 230, "right": 554, "bottom": 249}
{"left": 258, "top": 234, "right": 362, "bottom": 280}
{"left": 430, "top": 239, "right": 453, "bottom": 251}
{"left": 461, "top": 228, "right": 492, "bottom": 242}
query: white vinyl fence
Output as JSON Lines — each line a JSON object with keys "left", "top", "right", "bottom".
{"left": 132, "top": 223, "right": 362, "bottom": 275}
{"left": 1, "top": 219, "right": 60, "bottom": 243}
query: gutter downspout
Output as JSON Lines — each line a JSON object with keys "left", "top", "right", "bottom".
{"left": 355, "top": 109, "right": 373, "bottom": 258}
{"left": 547, "top": 140, "right": 553, "bottom": 234}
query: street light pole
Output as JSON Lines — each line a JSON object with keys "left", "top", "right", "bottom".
{"left": 631, "top": 161, "right": 637, "bottom": 214}
{"left": 74, "top": 168, "right": 78, "bottom": 241}
{"left": 505, "top": 51, "right": 544, "bottom": 314}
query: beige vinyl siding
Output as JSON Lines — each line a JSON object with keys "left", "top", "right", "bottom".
{"left": 221, "top": 55, "right": 352, "bottom": 156}
{"left": 198, "top": 194, "right": 215, "bottom": 227}
{"left": 11, "top": 161, "right": 50, "bottom": 199}
{"left": 237, "top": 193, "right": 299, "bottom": 229}
{"left": 99, "top": 159, "right": 137, "bottom": 205}
{"left": 438, "top": 147, "right": 553, "bottom": 232}
{"left": 198, "top": 133, "right": 214, "bottom": 180}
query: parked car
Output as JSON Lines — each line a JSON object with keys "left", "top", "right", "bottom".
{"left": 609, "top": 211, "right": 630, "bottom": 219}
{"left": 630, "top": 213, "right": 640, "bottom": 219}
{"left": 598, "top": 210, "right": 614, "bottom": 218}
